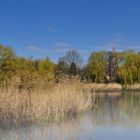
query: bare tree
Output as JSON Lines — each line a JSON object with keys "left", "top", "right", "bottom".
{"left": 62, "top": 50, "right": 83, "bottom": 68}
{"left": 57, "top": 50, "right": 82, "bottom": 76}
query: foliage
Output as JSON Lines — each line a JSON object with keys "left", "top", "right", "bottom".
{"left": 0, "top": 45, "right": 16, "bottom": 84}
{"left": 69, "top": 62, "right": 77, "bottom": 76}
{"left": 88, "top": 51, "right": 106, "bottom": 83}
{"left": 118, "top": 51, "right": 140, "bottom": 86}
{"left": 38, "top": 58, "right": 55, "bottom": 80}
{"left": 1, "top": 44, "right": 140, "bottom": 86}
{"left": 55, "top": 50, "right": 82, "bottom": 78}
{"left": 55, "top": 58, "right": 69, "bottom": 76}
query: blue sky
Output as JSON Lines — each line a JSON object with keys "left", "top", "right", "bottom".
{"left": 0, "top": 0, "right": 140, "bottom": 62}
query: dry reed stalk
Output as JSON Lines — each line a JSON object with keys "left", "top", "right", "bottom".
{"left": 0, "top": 80, "right": 94, "bottom": 125}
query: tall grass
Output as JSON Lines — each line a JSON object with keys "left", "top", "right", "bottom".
{"left": 0, "top": 79, "right": 94, "bottom": 126}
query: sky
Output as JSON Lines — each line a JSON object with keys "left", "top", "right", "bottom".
{"left": 0, "top": 0, "right": 140, "bottom": 63}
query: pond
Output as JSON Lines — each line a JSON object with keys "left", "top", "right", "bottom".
{"left": 1, "top": 91, "right": 140, "bottom": 140}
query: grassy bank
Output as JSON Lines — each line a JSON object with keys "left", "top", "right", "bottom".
{"left": 1, "top": 76, "right": 140, "bottom": 127}
{"left": 82, "top": 83, "right": 140, "bottom": 92}
{"left": 0, "top": 80, "right": 94, "bottom": 126}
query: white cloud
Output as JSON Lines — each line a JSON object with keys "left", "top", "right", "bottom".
{"left": 54, "top": 42, "right": 72, "bottom": 52}
{"left": 26, "top": 46, "right": 46, "bottom": 53}
{"left": 55, "top": 42, "right": 71, "bottom": 48}
{"left": 48, "top": 27, "right": 57, "bottom": 32}
{"left": 94, "top": 36, "right": 140, "bottom": 52}
{"left": 54, "top": 42, "right": 91, "bottom": 54}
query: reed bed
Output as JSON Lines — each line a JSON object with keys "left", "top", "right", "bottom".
{"left": 81, "top": 83, "right": 122, "bottom": 92}
{"left": 0, "top": 80, "right": 94, "bottom": 125}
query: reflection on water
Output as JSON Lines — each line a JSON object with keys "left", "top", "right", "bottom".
{"left": 1, "top": 91, "right": 140, "bottom": 140}
{"left": 93, "top": 92, "right": 140, "bottom": 126}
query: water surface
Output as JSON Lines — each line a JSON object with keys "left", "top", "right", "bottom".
{"left": 1, "top": 91, "right": 140, "bottom": 140}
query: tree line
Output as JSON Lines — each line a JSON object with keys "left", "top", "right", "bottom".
{"left": 0, "top": 45, "right": 140, "bottom": 87}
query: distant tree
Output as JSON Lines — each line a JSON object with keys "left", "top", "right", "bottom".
{"left": 34, "top": 60, "right": 39, "bottom": 71}
{"left": 55, "top": 58, "right": 69, "bottom": 76}
{"left": 60, "top": 50, "right": 83, "bottom": 76}
{"left": 69, "top": 62, "right": 77, "bottom": 76}
{"left": 14, "top": 57, "right": 36, "bottom": 74}
{"left": 0, "top": 45, "right": 15, "bottom": 70}
{"left": 0, "top": 45, "right": 15, "bottom": 59}
{"left": 38, "top": 58, "right": 55, "bottom": 80}
{"left": 105, "top": 48, "right": 119, "bottom": 83}
{"left": 80, "top": 65, "right": 90, "bottom": 81}
{"left": 0, "top": 45, "right": 16, "bottom": 82}
{"left": 88, "top": 51, "right": 106, "bottom": 83}
{"left": 118, "top": 50, "right": 140, "bottom": 87}
{"left": 63, "top": 50, "right": 82, "bottom": 67}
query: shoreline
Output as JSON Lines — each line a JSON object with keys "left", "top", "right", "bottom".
{"left": 0, "top": 80, "right": 140, "bottom": 127}
{"left": 82, "top": 83, "right": 140, "bottom": 92}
